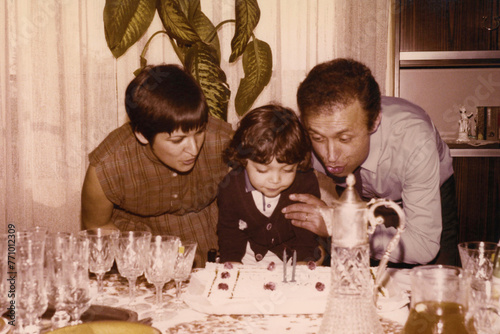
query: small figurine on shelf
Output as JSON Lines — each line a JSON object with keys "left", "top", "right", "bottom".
{"left": 457, "top": 106, "right": 473, "bottom": 142}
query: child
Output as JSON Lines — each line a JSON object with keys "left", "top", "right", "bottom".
{"left": 217, "top": 105, "right": 322, "bottom": 265}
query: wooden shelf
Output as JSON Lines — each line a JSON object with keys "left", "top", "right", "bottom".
{"left": 400, "top": 51, "right": 500, "bottom": 68}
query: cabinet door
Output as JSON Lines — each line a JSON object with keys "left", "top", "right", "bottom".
{"left": 453, "top": 157, "right": 500, "bottom": 243}
{"left": 399, "top": 0, "right": 499, "bottom": 51}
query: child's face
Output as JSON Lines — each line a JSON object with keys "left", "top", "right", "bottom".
{"left": 245, "top": 158, "right": 298, "bottom": 198}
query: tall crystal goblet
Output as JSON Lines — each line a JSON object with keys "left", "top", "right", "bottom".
{"left": 115, "top": 231, "right": 152, "bottom": 311}
{"left": 15, "top": 231, "right": 48, "bottom": 334}
{"left": 45, "top": 232, "right": 73, "bottom": 329}
{"left": 21, "top": 227, "right": 49, "bottom": 327}
{"left": 143, "top": 235, "right": 180, "bottom": 320}
{"left": 62, "top": 235, "right": 91, "bottom": 325}
{"left": 168, "top": 241, "right": 197, "bottom": 310}
{"left": 79, "top": 228, "right": 119, "bottom": 305}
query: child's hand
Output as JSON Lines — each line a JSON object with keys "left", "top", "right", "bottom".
{"left": 282, "top": 194, "right": 329, "bottom": 237}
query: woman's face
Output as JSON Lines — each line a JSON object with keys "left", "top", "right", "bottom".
{"left": 146, "top": 126, "right": 206, "bottom": 173}
{"left": 245, "top": 158, "right": 298, "bottom": 198}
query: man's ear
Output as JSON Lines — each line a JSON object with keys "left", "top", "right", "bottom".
{"left": 134, "top": 131, "right": 149, "bottom": 145}
{"left": 369, "top": 113, "right": 382, "bottom": 134}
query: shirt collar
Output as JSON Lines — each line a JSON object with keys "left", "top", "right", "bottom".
{"left": 244, "top": 170, "right": 256, "bottom": 192}
{"left": 362, "top": 115, "right": 383, "bottom": 174}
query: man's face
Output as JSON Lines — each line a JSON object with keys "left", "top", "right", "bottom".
{"left": 303, "top": 100, "right": 379, "bottom": 178}
{"left": 140, "top": 126, "right": 206, "bottom": 173}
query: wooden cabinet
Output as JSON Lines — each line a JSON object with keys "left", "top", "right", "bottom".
{"left": 397, "top": 1, "right": 500, "bottom": 244}
{"left": 396, "top": 0, "right": 500, "bottom": 70}
{"left": 453, "top": 157, "right": 500, "bottom": 243}
{"left": 399, "top": 0, "right": 500, "bottom": 52}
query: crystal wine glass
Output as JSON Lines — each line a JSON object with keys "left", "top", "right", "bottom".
{"left": 79, "top": 228, "right": 119, "bottom": 305}
{"left": 45, "top": 232, "right": 73, "bottom": 329}
{"left": 168, "top": 241, "right": 197, "bottom": 310}
{"left": 15, "top": 231, "right": 48, "bottom": 334}
{"left": 62, "top": 235, "right": 91, "bottom": 325}
{"left": 115, "top": 231, "right": 152, "bottom": 310}
{"left": 144, "top": 235, "right": 180, "bottom": 320}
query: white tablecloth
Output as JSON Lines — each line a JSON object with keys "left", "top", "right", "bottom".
{"left": 83, "top": 267, "right": 412, "bottom": 334}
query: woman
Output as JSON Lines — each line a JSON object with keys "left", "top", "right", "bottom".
{"left": 81, "top": 64, "right": 233, "bottom": 267}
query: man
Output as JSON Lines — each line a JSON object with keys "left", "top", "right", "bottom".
{"left": 282, "top": 58, "right": 458, "bottom": 266}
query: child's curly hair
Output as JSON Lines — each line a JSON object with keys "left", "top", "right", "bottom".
{"left": 224, "top": 104, "right": 312, "bottom": 171}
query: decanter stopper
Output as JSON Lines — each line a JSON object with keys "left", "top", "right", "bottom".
{"left": 339, "top": 173, "right": 362, "bottom": 205}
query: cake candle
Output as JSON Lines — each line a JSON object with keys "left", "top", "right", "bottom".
{"left": 283, "top": 248, "right": 287, "bottom": 282}
{"left": 291, "top": 250, "right": 297, "bottom": 282}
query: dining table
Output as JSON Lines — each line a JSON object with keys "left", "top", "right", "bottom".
{"left": 37, "top": 266, "right": 412, "bottom": 334}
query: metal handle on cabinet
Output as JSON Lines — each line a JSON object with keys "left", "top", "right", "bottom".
{"left": 482, "top": 16, "right": 500, "bottom": 31}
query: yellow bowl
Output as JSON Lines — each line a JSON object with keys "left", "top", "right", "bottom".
{"left": 46, "top": 321, "right": 161, "bottom": 334}
{"left": 0, "top": 317, "right": 11, "bottom": 334}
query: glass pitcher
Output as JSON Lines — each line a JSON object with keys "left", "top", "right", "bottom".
{"left": 403, "top": 265, "right": 476, "bottom": 334}
{"left": 318, "top": 173, "right": 406, "bottom": 334}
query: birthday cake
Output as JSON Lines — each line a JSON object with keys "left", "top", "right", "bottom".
{"left": 184, "top": 261, "right": 331, "bottom": 314}
{"left": 209, "top": 262, "right": 327, "bottom": 302}
{"left": 184, "top": 262, "right": 410, "bottom": 315}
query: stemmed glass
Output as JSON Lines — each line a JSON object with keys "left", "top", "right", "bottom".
{"left": 144, "top": 235, "right": 180, "bottom": 320}
{"left": 15, "top": 231, "right": 48, "bottom": 334}
{"left": 458, "top": 241, "right": 499, "bottom": 332}
{"left": 168, "top": 241, "right": 197, "bottom": 310}
{"left": 62, "top": 235, "right": 92, "bottom": 325}
{"left": 115, "top": 231, "right": 152, "bottom": 310}
{"left": 45, "top": 232, "right": 73, "bottom": 329}
{"left": 79, "top": 228, "right": 119, "bottom": 305}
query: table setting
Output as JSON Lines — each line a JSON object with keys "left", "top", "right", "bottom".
{"left": 41, "top": 264, "right": 411, "bottom": 334}
{"left": 2, "top": 215, "right": 500, "bottom": 333}
{"left": 1, "top": 226, "right": 413, "bottom": 334}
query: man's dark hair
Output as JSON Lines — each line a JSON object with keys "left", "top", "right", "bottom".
{"left": 297, "top": 58, "right": 381, "bottom": 130}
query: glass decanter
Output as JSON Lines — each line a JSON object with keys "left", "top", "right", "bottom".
{"left": 317, "top": 173, "right": 406, "bottom": 334}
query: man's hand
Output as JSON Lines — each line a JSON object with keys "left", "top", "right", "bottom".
{"left": 282, "top": 193, "right": 329, "bottom": 237}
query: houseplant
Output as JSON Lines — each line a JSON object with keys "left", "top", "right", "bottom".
{"left": 103, "top": 0, "right": 273, "bottom": 121}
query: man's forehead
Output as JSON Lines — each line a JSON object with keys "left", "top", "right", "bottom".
{"left": 305, "top": 101, "right": 367, "bottom": 121}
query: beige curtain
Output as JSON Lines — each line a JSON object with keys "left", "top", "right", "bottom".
{"left": 0, "top": 0, "right": 395, "bottom": 233}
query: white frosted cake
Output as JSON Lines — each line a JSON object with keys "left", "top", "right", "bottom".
{"left": 184, "top": 262, "right": 409, "bottom": 315}
{"left": 206, "top": 262, "right": 329, "bottom": 303}
{"left": 185, "top": 261, "right": 331, "bottom": 314}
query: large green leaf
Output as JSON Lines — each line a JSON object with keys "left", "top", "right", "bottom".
{"left": 185, "top": 43, "right": 230, "bottom": 121}
{"left": 104, "top": 0, "right": 156, "bottom": 58}
{"left": 235, "top": 39, "right": 272, "bottom": 116}
{"left": 229, "top": 0, "right": 260, "bottom": 63}
{"left": 157, "top": 0, "right": 201, "bottom": 45}
{"left": 172, "top": 0, "right": 221, "bottom": 63}
{"left": 186, "top": 0, "right": 221, "bottom": 62}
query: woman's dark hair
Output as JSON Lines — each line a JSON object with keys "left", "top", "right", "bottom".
{"left": 224, "top": 104, "right": 312, "bottom": 171}
{"left": 125, "top": 64, "right": 209, "bottom": 143}
{"left": 297, "top": 58, "right": 381, "bottom": 131}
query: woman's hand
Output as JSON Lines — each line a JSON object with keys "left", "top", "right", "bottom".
{"left": 282, "top": 193, "right": 329, "bottom": 237}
